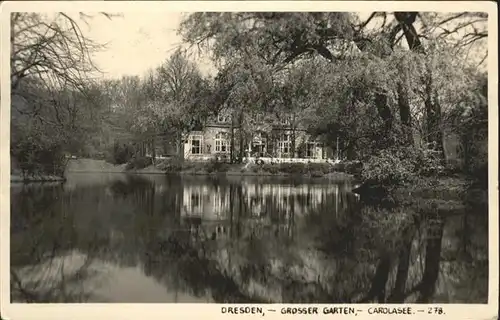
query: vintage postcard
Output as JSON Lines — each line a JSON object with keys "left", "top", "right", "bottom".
{"left": 0, "top": 1, "right": 498, "bottom": 320}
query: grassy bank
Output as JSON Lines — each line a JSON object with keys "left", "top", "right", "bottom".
{"left": 155, "top": 159, "right": 356, "bottom": 180}
{"left": 66, "top": 158, "right": 128, "bottom": 173}
{"left": 11, "top": 173, "right": 66, "bottom": 183}
{"left": 63, "top": 158, "right": 357, "bottom": 180}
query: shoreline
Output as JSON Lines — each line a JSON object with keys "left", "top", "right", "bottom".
{"left": 6, "top": 158, "right": 353, "bottom": 183}
{"left": 63, "top": 169, "right": 355, "bottom": 180}
{"left": 11, "top": 174, "right": 67, "bottom": 183}
{"left": 11, "top": 167, "right": 356, "bottom": 183}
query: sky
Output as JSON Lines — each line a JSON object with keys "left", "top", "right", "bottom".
{"left": 78, "top": 12, "right": 214, "bottom": 79}
{"left": 75, "top": 11, "right": 487, "bottom": 80}
{"left": 81, "top": 12, "right": 371, "bottom": 80}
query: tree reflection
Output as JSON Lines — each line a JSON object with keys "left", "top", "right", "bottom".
{"left": 10, "top": 174, "right": 488, "bottom": 303}
{"left": 11, "top": 184, "right": 107, "bottom": 302}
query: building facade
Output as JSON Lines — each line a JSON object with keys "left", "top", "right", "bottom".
{"left": 183, "top": 110, "right": 334, "bottom": 162}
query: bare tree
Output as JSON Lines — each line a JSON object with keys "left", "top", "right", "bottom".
{"left": 152, "top": 49, "right": 212, "bottom": 157}
{"left": 10, "top": 12, "right": 116, "bottom": 177}
{"left": 11, "top": 12, "right": 114, "bottom": 93}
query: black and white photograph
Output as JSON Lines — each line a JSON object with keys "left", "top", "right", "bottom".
{"left": 1, "top": 1, "right": 498, "bottom": 318}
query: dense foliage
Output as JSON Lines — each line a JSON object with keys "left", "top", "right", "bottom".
{"left": 178, "top": 12, "right": 488, "bottom": 181}
{"left": 361, "top": 146, "right": 445, "bottom": 186}
{"left": 11, "top": 12, "right": 488, "bottom": 186}
{"left": 9, "top": 11, "right": 490, "bottom": 306}
{"left": 10, "top": 13, "right": 109, "bottom": 178}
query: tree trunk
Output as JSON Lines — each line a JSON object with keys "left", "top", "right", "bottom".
{"left": 361, "top": 254, "right": 392, "bottom": 303}
{"left": 151, "top": 136, "right": 156, "bottom": 164}
{"left": 268, "top": 132, "right": 275, "bottom": 158}
{"left": 163, "top": 130, "right": 169, "bottom": 156}
{"left": 462, "top": 212, "right": 470, "bottom": 256}
{"left": 388, "top": 226, "right": 416, "bottom": 302}
{"left": 418, "top": 214, "right": 445, "bottom": 303}
{"left": 424, "top": 71, "right": 445, "bottom": 158}
{"left": 351, "top": 87, "right": 394, "bottom": 150}
{"left": 241, "top": 136, "right": 247, "bottom": 162}
{"left": 432, "top": 92, "right": 445, "bottom": 157}
{"left": 395, "top": 12, "right": 447, "bottom": 157}
{"left": 229, "top": 185, "right": 234, "bottom": 239}
{"left": 240, "top": 112, "right": 246, "bottom": 162}
{"left": 230, "top": 118, "right": 235, "bottom": 163}
{"left": 397, "top": 82, "right": 413, "bottom": 146}
{"left": 374, "top": 92, "right": 394, "bottom": 146}
{"left": 394, "top": 12, "right": 425, "bottom": 53}
{"left": 177, "top": 131, "right": 185, "bottom": 160}
{"left": 237, "top": 184, "right": 243, "bottom": 237}
{"left": 238, "top": 118, "right": 244, "bottom": 163}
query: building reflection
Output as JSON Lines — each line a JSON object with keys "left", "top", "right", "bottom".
{"left": 180, "top": 182, "right": 351, "bottom": 241}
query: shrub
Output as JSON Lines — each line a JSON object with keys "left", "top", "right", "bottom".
{"left": 205, "top": 160, "right": 230, "bottom": 173}
{"left": 412, "top": 148, "right": 445, "bottom": 176}
{"left": 444, "top": 158, "right": 464, "bottom": 175}
{"left": 361, "top": 148, "right": 416, "bottom": 186}
{"left": 278, "top": 163, "right": 305, "bottom": 174}
{"left": 255, "top": 163, "right": 335, "bottom": 176}
{"left": 307, "top": 163, "right": 331, "bottom": 174}
{"left": 183, "top": 161, "right": 196, "bottom": 171}
{"left": 461, "top": 135, "right": 488, "bottom": 186}
{"left": 11, "top": 132, "right": 67, "bottom": 177}
{"left": 310, "top": 170, "right": 325, "bottom": 178}
{"left": 109, "top": 142, "right": 134, "bottom": 165}
{"left": 126, "top": 156, "right": 152, "bottom": 170}
{"left": 158, "top": 157, "right": 184, "bottom": 172}
{"left": 343, "top": 160, "right": 363, "bottom": 175}
{"left": 104, "top": 151, "right": 115, "bottom": 164}
{"left": 261, "top": 163, "right": 279, "bottom": 174}
{"left": 251, "top": 165, "right": 261, "bottom": 173}
{"left": 361, "top": 145, "right": 451, "bottom": 186}
{"left": 331, "top": 162, "right": 346, "bottom": 172}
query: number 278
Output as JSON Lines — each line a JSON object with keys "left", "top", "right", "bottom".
{"left": 428, "top": 307, "right": 444, "bottom": 315}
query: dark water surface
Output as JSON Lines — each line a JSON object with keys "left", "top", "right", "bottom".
{"left": 10, "top": 173, "right": 488, "bottom": 303}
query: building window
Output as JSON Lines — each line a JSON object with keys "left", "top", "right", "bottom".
{"left": 191, "top": 193, "right": 201, "bottom": 210}
{"left": 255, "top": 132, "right": 264, "bottom": 141}
{"left": 190, "top": 135, "right": 203, "bottom": 154}
{"left": 217, "top": 113, "right": 231, "bottom": 124}
{"left": 254, "top": 113, "right": 263, "bottom": 124}
{"left": 252, "top": 132, "right": 267, "bottom": 157}
{"left": 215, "top": 132, "right": 230, "bottom": 153}
{"left": 306, "top": 142, "right": 316, "bottom": 158}
{"left": 279, "top": 133, "right": 291, "bottom": 156}
{"left": 280, "top": 115, "right": 292, "bottom": 125}
{"left": 213, "top": 192, "right": 228, "bottom": 215}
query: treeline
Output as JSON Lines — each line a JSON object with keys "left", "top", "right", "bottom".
{"left": 87, "top": 50, "right": 215, "bottom": 167}
{"left": 10, "top": 13, "right": 108, "bottom": 178}
{"left": 10, "top": 12, "right": 488, "bottom": 185}
{"left": 9, "top": 13, "right": 214, "bottom": 177}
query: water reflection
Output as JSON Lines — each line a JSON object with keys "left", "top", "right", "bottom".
{"left": 10, "top": 174, "right": 488, "bottom": 303}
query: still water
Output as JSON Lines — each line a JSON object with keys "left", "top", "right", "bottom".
{"left": 10, "top": 173, "right": 488, "bottom": 303}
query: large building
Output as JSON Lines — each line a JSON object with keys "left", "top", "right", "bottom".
{"left": 183, "top": 108, "right": 334, "bottom": 162}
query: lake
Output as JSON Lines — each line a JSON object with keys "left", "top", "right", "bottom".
{"left": 10, "top": 173, "right": 488, "bottom": 303}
